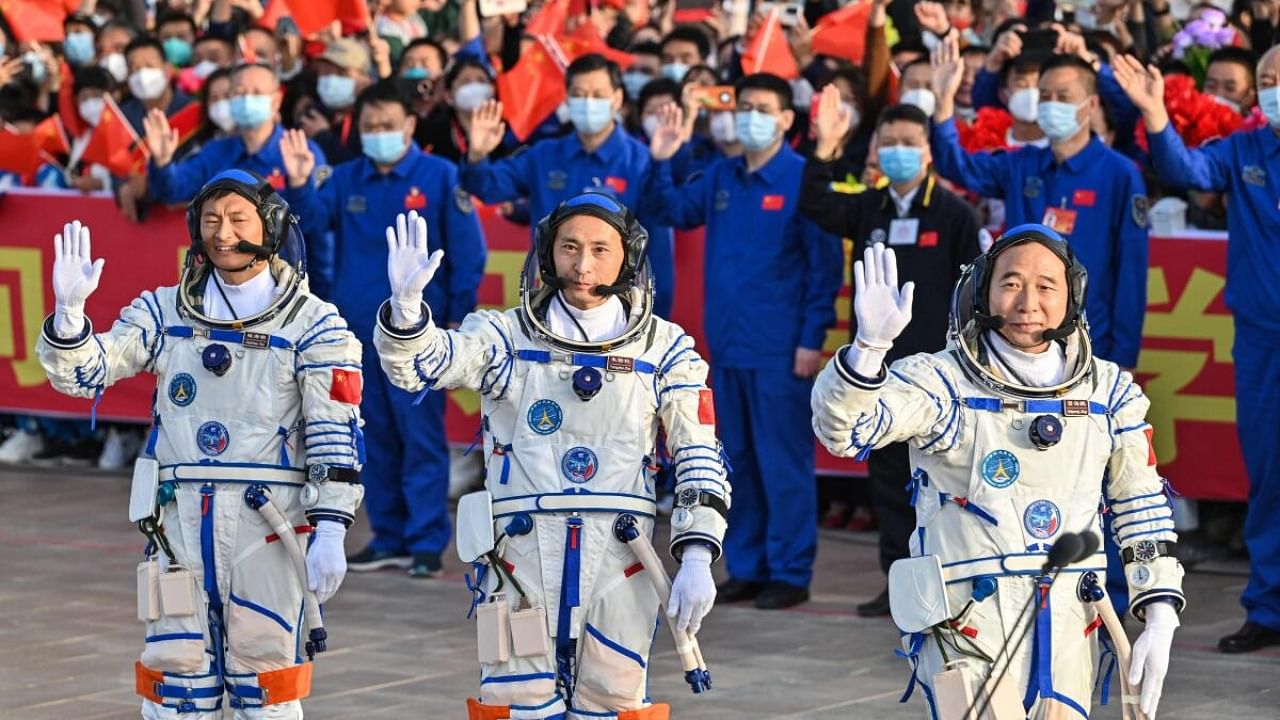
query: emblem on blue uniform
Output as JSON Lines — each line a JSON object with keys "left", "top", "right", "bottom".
{"left": 1242, "top": 165, "right": 1266, "bottom": 186}
{"left": 1023, "top": 499, "right": 1061, "bottom": 539}
{"left": 980, "top": 449, "right": 1019, "bottom": 488}
{"left": 561, "top": 446, "right": 598, "bottom": 483}
{"left": 547, "top": 170, "right": 567, "bottom": 190}
{"left": 714, "top": 189, "right": 731, "bottom": 211}
{"left": 197, "top": 421, "right": 230, "bottom": 456}
{"left": 168, "top": 373, "right": 197, "bottom": 407}
{"left": 528, "top": 399, "right": 563, "bottom": 435}
{"left": 1023, "top": 176, "right": 1043, "bottom": 198}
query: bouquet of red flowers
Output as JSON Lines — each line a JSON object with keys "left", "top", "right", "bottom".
{"left": 957, "top": 106, "right": 1013, "bottom": 153}
{"left": 1135, "top": 73, "right": 1245, "bottom": 151}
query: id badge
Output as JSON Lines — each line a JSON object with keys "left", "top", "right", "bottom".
{"left": 888, "top": 218, "right": 920, "bottom": 246}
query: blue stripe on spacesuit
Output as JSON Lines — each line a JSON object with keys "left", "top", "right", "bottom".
{"left": 584, "top": 624, "right": 645, "bottom": 667}
{"left": 483, "top": 672, "right": 558, "bottom": 685}
{"left": 163, "top": 326, "right": 295, "bottom": 350}
{"left": 556, "top": 518, "right": 584, "bottom": 701}
{"left": 228, "top": 594, "right": 293, "bottom": 632}
{"left": 295, "top": 312, "right": 340, "bottom": 347}
{"left": 1022, "top": 578, "right": 1090, "bottom": 720}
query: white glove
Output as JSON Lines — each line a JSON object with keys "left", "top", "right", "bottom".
{"left": 667, "top": 544, "right": 715, "bottom": 635}
{"left": 52, "top": 220, "right": 105, "bottom": 338}
{"left": 385, "top": 210, "right": 444, "bottom": 329}
{"left": 847, "top": 244, "right": 914, "bottom": 377}
{"left": 305, "top": 521, "right": 348, "bottom": 604}
{"left": 1129, "top": 600, "right": 1179, "bottom": 720}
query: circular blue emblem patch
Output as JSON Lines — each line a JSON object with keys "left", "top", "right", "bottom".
{"left": 980, "top": 449, "right": 1020, "bottom": 489}
{"left": 196, "top": 421, "right": 230, "bottom": 456}
{"left": 527, "top": 399, "right": 563, "bottom": 435}
{"left": 561, "top": 446, "right": 598, "bottom": 484}
{"left": 168, "top": 373, "right": 197, "bottom": 407}
{"left": 1023, "top": 499, "right": 1062, "bottom": 540}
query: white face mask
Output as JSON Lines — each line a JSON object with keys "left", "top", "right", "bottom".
{"left": 78, "top": 97, "right": 105, "bottom": 126}
{"left": 193, "top": 60, "right": 220, "bottom": 80}
{"left": 555, "top": 101, "right": 572, "bottom": 124}
{"left": 208, "top": 99, "right": 236, "bottom": 132}
{"left": 453, "top": 82, "right": 494, "bottom": 112}
{"left": 709, "top": 110, "right": 737, "bottom": 144}
{"left": 642, "top": 114, "right": 661, "bottom": 138}
{"left": 101, "top": 52, "right": 128, "bottom": 82}
{"left": 899, "top": 88, "right": 937, "bottom": 117}
{"left": 1210, "top": 93, "right": 1242, "bottom": 114}
{"left": 841, "top": 102, "right": 861, "bottom": 132}
{"left": 1007, "top": 87, "right": 1040, "bottom": 123}
{"left": 128, "top": 67, "right": 169, "bottom": 100}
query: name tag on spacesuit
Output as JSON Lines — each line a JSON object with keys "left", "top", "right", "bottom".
{"left": 888, "top": 218, "right": 919, "bottom": 246}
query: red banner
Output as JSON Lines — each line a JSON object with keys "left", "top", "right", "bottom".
{"left": 0, "top": 190, "right": 1245, "bottom": 499}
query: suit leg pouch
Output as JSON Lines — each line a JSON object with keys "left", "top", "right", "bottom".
{"left": 159, "top": 567, "right": 196, "bottom": 618}
{"left": 137, "top": 559, "right": 161, "bottom": 622}
{"left": 510, "top": 604, "right": 549, "bottom": 658}
{"left": 477, "top": 593, "right": 511, "bottom": 664}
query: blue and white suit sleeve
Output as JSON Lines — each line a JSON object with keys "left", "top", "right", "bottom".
{"left": 295, "top": 306, "right": 366, "bottom": 527}
{"left": 930, "top": 117, "right": 1013, "bottom": 199}
{"left": 1103, "top": 367, "right": 1185, "bottom": 620}
{"left": 1147, "top": 124, "right": 1235, "bottom": 192}
{"left": 36, "top": 289, "right": 167, "bottom": 400}
{"left": 654, "top": 332, "right": 730, "bottom": 562}
{"left": 373, "top": 303, "right": 517, "bottom": 399}
{"left": 639, "top": 159, "right": 709, "bottom": 229}
{"left": 457, "top": 148, "right": 535, "bottom": 204}
{"left": 811, "top": 349, "right": 963, "bottom": 461}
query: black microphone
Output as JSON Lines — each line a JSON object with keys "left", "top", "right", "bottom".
{"left": 1041, "top": 532, "right": 1085, "bottom": 573}
{"left": 1075, "top": 530, "right": 1100, "bottom": 563}
{"left": 235, "top": 240, "right": 273, "bottom": 258}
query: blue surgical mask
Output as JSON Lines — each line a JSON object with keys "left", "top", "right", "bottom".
{"left": 402, "top": 66, "right": 430, "bottom": 80}
{"left": 362, "top": 130, "right": 409, "bottom": 164}
{"left": 1036, "top": 100, "right": 1087, "bottom": 142}
{"left": 622, "top": 70, "right": 651, "bottom": 99}
{"left": 661, "top": 62, "right": 688, "bottom": 82}
{"left": 1259, "top": 86, "right": 1280, "bottom": 128}
{"left": 229, "top": 94, "right": 274, "bottom": 129}
{"left": 568, "top": 97, "right": 614, "bottom": 135}
{"left": 878, "top": 145, "right": 924, "bottom": 183}
{"left": 318, "top": 74, "right": 357, "bottom": 109}
{"left": 162, "top": 37, "right": 193, "bottom": 67}
{"left": 64, "top": 31, "right": 96, "bottom": 66}
{"left": 734, "top": 110, "right": 778, "bottom": 152}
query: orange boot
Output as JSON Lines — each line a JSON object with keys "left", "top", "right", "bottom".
{"left": 467, "top": 697, "right": 512, "bottom": 720}
{"left": 617, "top": 704, "right": 671, "bottom": 720}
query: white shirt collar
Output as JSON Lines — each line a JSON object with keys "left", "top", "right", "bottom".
{"left": 985, "top": 330, "right": 1066, "bottom": 387}
{"left": 205, "top": 267, "right": 280, "bottom": 321}
{"left": 547, "top": 292, "right": 628, "bottom": 343}
{"left": 888, "top": 184, "right": 921, "bottom": 218}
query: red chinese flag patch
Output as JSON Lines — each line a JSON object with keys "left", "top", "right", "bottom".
{"left": 919, "top": 231, "right": 938, "bottom": 247}
{"left": 1072, "top": 189, "right": 1097, "bottom": 207}
{"left": 330, "top": 369, "right": 362, "bottom": 404}
{"left": 698, "top": 389, "right": 716, "bottom": 424}
{"left": 404, "top": 188, "right": 427, "bottom": 209}
{"left": 1143, "top": 427, "right": 1157, "bottom": 466}
{"left": 761, "top": 194, "right": 785, "bottom": 211}
{"left": 605, "top": 176, "right": 628, "bottom": 193}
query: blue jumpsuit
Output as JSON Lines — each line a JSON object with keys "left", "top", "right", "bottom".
{"left": 1149, "top": 124, "right": 1280, "bottom": 631}
{"left": 149, "top": 124, "right": 335, "bottom": 298}
{"left": 641, "top": 146, "right": 843, "bottom": 589}
{"left": 287, "top": 145, "right": 487, "bottom": 557}
{"left": 458, "top": 126, "right": 678, "bottom": 318}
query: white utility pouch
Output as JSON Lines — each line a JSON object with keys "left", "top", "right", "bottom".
{"left": 933, "top": 660, "right": 1023, "bottom": 720}
{"left": 510, "top": 603, "right": 549, "bottom": 658}
{"left": 456, "top": 491, "right": 496, "bottom": 563}
{"left": 476, "top": 592, "right": 511, "bottom": 664}
{"left": 159, "top": 567, "right": 197, "bottom": 618}
{"left": 128, "top": 457, "right": 161, "bottom": 522}
{"left": 137, "top": 559, "right": 160, "bottom": 622}
{"left": 888, "top": 554, "right": 951, "bottom": 633}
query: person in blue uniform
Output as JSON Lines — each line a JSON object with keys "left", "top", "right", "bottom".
{"left": 1113, "top": 49, "right": 1280, "bottom": 654}
{"left": 930, "top": 47, "right": 1149, "bottom": 371}
{"left": 458, "top": 52, "right": 677, "bottom": 319}
{"left": 142, "top": 62, "right": 334, "bottom": 296}
{"left": 281, "top": 80, "right": 487, "bottom": 578}
{"left": 642, "top": 72, "right": 844, "bottom": 610}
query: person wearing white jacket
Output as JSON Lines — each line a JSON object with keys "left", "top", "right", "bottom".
{"left": 374, "top": 192, "right": 729, "bottom": 720}
{"left": 811, "top": 227, "right": 1184, "bottom": 720}
{"left": 36, "top": 169, "right": 365, "bottom": 719}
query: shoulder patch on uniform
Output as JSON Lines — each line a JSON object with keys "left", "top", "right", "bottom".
{"left": 454, "top": 185, "right": 474, "bottom": 213}
{"left": 1131, "top": 195, "right": 1149, "bottom": 228}
{"left": 313, "top": 165, "right": 333, "bottom": 189}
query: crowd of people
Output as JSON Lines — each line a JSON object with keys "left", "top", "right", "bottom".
{"left": 2, "top": 0, "right": 1279, "bottom": 680}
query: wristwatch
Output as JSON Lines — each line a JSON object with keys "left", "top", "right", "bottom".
{"left": 676, "top": 488, "right": 728, "bottom": 518}
{"left": 307, "top": 463, "right": 359, "bottom": 484}
{"left": 1121, "top": 539, "right": 1176, "bottom": 564}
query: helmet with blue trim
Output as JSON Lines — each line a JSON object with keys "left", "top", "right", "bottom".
{"left": 948, "top": 223, "right": 1093, "bottom": 396}
{"left": 520, "top": 191, "right": 654, "bottom": 352}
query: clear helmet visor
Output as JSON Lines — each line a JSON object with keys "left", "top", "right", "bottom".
{"left": 519, "top": 247, "right": 654, "bottom": 353}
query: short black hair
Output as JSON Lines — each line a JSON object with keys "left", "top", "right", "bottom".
{"left": 661, "top": 26, "right": 711, "bottom": 61}
{"left": 73, "top": 65, "right": 114, "bottom": 94}
{"left": 637, "top": 77, "right": 680, "bottom": 110}
{"left": 444, "top": 57, "right": 494, "bottom": 90}
{"left": 401, "top": 37, "right": 447, "bottom": 69}
{"left": 1207, "top": 46, "right": 1257, "bottom": 84}
{"left": 962, "top": 44, "right": 990, "bottom": 57}
{"left": 194, "top": 34, "right": 234, "bottom": 53}
{"left": 356, "top": 78, "right": 411, "bottom": 117}
{"left": 818, "top": 66, "right": 868, "bottom": 117}
{"left": 877, "top": 102, "right": 930, "bottom": 132}
{"left": 628, "top": 40, "right": 661, "bottom": 57}
{"left": 124, "top": 35, "right": 166, "bottom": 62}
{"left": 565, "top": 53, "right": 622, "bottom": 91}
{"left": 1039, "top": 53, "right": 1098, "bottom": 95}
{"left": 99, "top": 19, "right": 139, "bottom": 40}
{"left": 901, "top": 57, "right": 932, "bottom": 76}
{"left": 999, "top": 55, "right": 1044, "bottom": 88}
{"left": 156, "top": 11, "right": 197, "bottom": 36}
{"left": 63, "top": 12, "right": 97, "bottom": 33}
{"left": 735, "top": 72, "right": 793, "bottom": 111}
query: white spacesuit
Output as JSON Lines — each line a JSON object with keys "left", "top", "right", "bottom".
{"left": 37, "top": 170, "right": 365, "bottom": 719}
{"left": 374, "top": 193, "right": 730, "bottom": 720}
{"left": 812, "top": 228, "right": 1185, "bottom": 720}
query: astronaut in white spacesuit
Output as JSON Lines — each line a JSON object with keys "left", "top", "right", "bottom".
{"left": 811, "top": 226, "right": 1185, "bottom": 719}
{"left": 37, "top": 169, "right": 365, "bottom": 719}
{"left": 374, "top": 192, "right": 729, "bottom": 720}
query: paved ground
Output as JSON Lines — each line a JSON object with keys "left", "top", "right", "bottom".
{"left": 1, "top": 465, "right": 1277, "bottom": 719}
